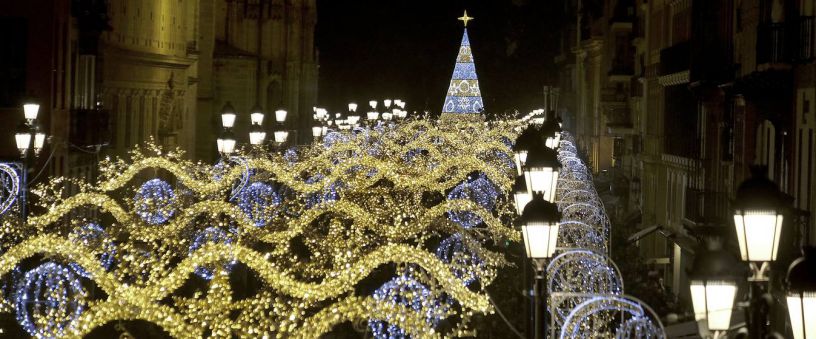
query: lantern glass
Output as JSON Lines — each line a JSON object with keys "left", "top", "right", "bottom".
{"left": 249, "top": 130, "right": 266, "bottom": 145}
{"left": 275, "top": 110, "right": 287, "bottom": 123}
{"left": 348, "top": 103, "right": 358, "bottom": 112}
{"left": 524, "top": 165, "right": 558, "bottom": 202}
{"left": 368, "top": 100, "right": 377, "bottom": 109}
{"left": 733, "top": 209, "right": 784, "bottom": 262}
{"left": 312, "top": 126, "right": 322, "bottom": 137}
{"left": 690, "top": 280, "right": 737, "bottom": 331}
{"left": 545, "top": 136, "right": 558, "bottom": 149}
{"left": 221, "top": 112, "right": 236, "bottom": 128}
{"left": 521, "top": 221, "right": 559, "bottom": 259}
{"left": 23, "top": 103, "right": 40, "bottom": 121}
{"left": 513, "top": 151, "right": 528, "bottom": 176}
{"left": 513, "top": 190, "right": 532, "bottom": 215}
{"left": 367, "top": 111, "right": 379, "bottom": 121}
{"left": 33, "top": 131, "right": 46, "bottom": 152}
{"left": 384, "top": 99, "right": 392, "bottom": 108}
{"left": 15, "top": 132, "right": 31, "bottom": 153}
{"left": 787, "top": 292, "right": 816, "bottom": 339}
{"left": 274, "top": 130, "right": 288, "bottom": 143}
{"left": 250, "top": 112, "right": 264, "bottom": 125}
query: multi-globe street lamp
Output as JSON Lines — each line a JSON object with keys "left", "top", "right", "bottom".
{"left": 13, "top": 99, "right": 47, "bottom": 222}
{"left": 512, "top": 118, "right": 562, "bottom": 339}
{"left": 687, "top": 166, "right": 816, "bottom": 339}
{"left": 217, "top": 102, "right": 288, "bottom": 156}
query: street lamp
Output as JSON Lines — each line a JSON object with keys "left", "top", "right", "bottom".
{"left": 512, "top": 125, "right": 542, "bottom": 176}
{"left": 517, "top": 192, "right": 561, "bottom": 339}
{"left": 786, "top": 247, "right": 816, "bottom": 339}
{"left": 732, "top": 166, "right": 785, "bottom": 278}
{"left": 216, "top": 129, "right": 236, "bottom": 156}
{"left": 248, "top": 104, "right": 266, "bottom": 146}
{"left": 221, "top": 102, "right": 237, "bottom": 128}
{"left": 512, "top": 175, "right": 532, "bottom": 215}
{"left": 518, "top": 193, "right": 561, "bottom": 259}
{"left": 368, "top": 100, "right": 378, "bottom": 110}
{"left": 688, "top": 230, "right": 741, "bottom": 338}
{"left": 23, "top": 100, "right": 40, "bottom": 122}
{"left": 15, "top": 122, "right": 33, "bottom": 156}
{"left": 523, "top": 145, "right": 561, "bottom": 202}
{"left": 541, "top": 117, "right": 561, "bottom": 149}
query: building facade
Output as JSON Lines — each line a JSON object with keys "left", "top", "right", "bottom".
{"left": 0, "top": 0, "right": 318, "bottom": 178}
{"left": 555, "top": 0, "right": 816, "bottom": 333}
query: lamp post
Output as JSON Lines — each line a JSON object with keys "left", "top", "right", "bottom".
{"left": 13, "top": 99, "right": 47, "bottom": 222}
{"left": 731, "top": 166, "right": 785, "bottom": 338}
{"left": 273, "top": 109, "right": 289, "bottom": 147}
{"left": 513, "top": 126, "right": 542, "bottom": 176}
{"left": 523, "top": 145, "right": 561, "bottom": 203}
{"left": 688, "top": 228, "right": 741, "bottom": 339}
{"left": 248, "top": 104, "right": 266, "bottom": 147}
{"left": 786, "top": 247, "right": 816, "bottom": 339}
{"left": 517, "top": 193, "right": 561, "bottom": 339}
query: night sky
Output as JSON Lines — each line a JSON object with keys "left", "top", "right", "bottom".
{"left": 315, "top": 0, "right": 563, "bottom": 115}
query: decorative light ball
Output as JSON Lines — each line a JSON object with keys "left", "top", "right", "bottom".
{"left": 323, "top": 131, "right": 348, "bottom": 148}
{"left": 446, "top": 173, "right": 499, "bottom": 228}
{"left": 402, "top": 148, "right": 428, "bottom": 163}
{"left": 189, "top": 227, "right": 236, "bottom": 280}
{"left": 436, "top": 233, "right": 485, "bottom": 286}
{"left": 283, "top": 148, "right": 299, "bottom": 165}
{"left": 368, "top": 274, "right": 444, "bottom": 338}
{"left": 134, "top": 179, "right": 177, "bottom": 225}
{"left": 305, "top": 175, "right": 343, "bottom": 209}
{"left": 68, "top": 223, "right": 116, "bottom": 278}
{"left": 237, "top": 182, "right": 281, "bottom": 227}
{"left": 15, "top": 262, "right": 87, "bottom": 338}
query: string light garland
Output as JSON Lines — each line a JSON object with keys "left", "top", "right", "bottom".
{"left": 0, "top": 119, "right": 525, "bottom": 337}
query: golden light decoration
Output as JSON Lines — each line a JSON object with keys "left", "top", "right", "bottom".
{"left": 0, "top": 119, "right": 523, "bottom": 337}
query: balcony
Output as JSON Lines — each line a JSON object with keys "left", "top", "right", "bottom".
{"left": 70, "top": 108, "right": 110, "bottom": 147}
{"left": 757, "top": 23, "right": 788, "bottom": 66}
{"left": 659, "top": 41, "right": 690, "bottom": 76}
{"left": 795, "top": 16, "right": 814, "bottom": 62}
{"left": 684, "top": 187, "right": 730, "bottom": 225}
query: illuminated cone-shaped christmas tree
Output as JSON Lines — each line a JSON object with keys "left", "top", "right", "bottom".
{"left": 441, "top": 11, "right": 484, "bottom": 120}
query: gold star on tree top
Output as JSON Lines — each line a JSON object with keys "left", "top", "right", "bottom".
{"left": 458, "top": 10, "right": 474, "bottom": 27}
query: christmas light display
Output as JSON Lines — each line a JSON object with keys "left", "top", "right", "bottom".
{"left": 435, "top": 233, "right": 488, "bottom": 286}
{"left": 368, "top": 273, "right": 448, "bottom": 338}
{"left": 0, "top": 120, "right": 521, "bottom": 338}
{"left": 546, "top": 132, "right": 665, "bottom": 338}
{"left": 15, "top": 262, "right": 87, "bottom": 338}
{"left": 0, "top": 163, "right": 21, "bottom": 216}
{"left": 446, "top": 173, "right": 499, "bottom": 228}
{"left": 189, "top": 227, "right": 237, "bottom": 280}
{"left": 67, "top": 222, "right": 116, "bottom": 278}
{"left": 237, "top": 182, "right": 282, "bottom": 227}
{"left": 134, "top": 178, "right": 178, "bottom": 225}
{"left": 441, "top": 28, "right": 485, "bottom": 119}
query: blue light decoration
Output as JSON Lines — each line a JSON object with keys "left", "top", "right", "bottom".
{"left": 499, "top": 136, "right": 513, "bottom": 150}
{"left": 134, "top": 178, "right": 177, "bottom": 225}
{"left": 1, "top": 266, "right": 22, "bottom": 303}
{"left": 368, "top": 274, "right": 444, "bottom": 338}
{"left": 491, "top": 149, "right": 516, "bottom": 170}
{"left": 15, "top": 262, "right": 87, "bottom": 338}
{"left": 68, "top": 223, "right": 116, "bottom": 278}
{"left": 323, "top": 131, "right": 348, "bottom": 148}
{"left": 213, "top": 157, "right": 252, "bottom": 202}
{"left": 435, "top": 233, "right": 484, "bottom": 286}
{"left": 441, "top": 29, "right": 485, "bottom": 116}
{"left": 283, "top": 148, "right": 299, "bottom": 165}
{"left": 446, "top": 173, "right": 499, "bottom": 228}
{"left": 237, "top": 182, "right": 282, "bottom": 227}
{"left": 0, "top": 162, "right": 22, "bottom": 217}
{"left": 189, "top": 227, "right": 237, "bottom": 280}
{"left": 304, "top": 174, "right": 343, "bottom": 209}
{"left": 402, "top": 148, "right": 428, "bottom": 164}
